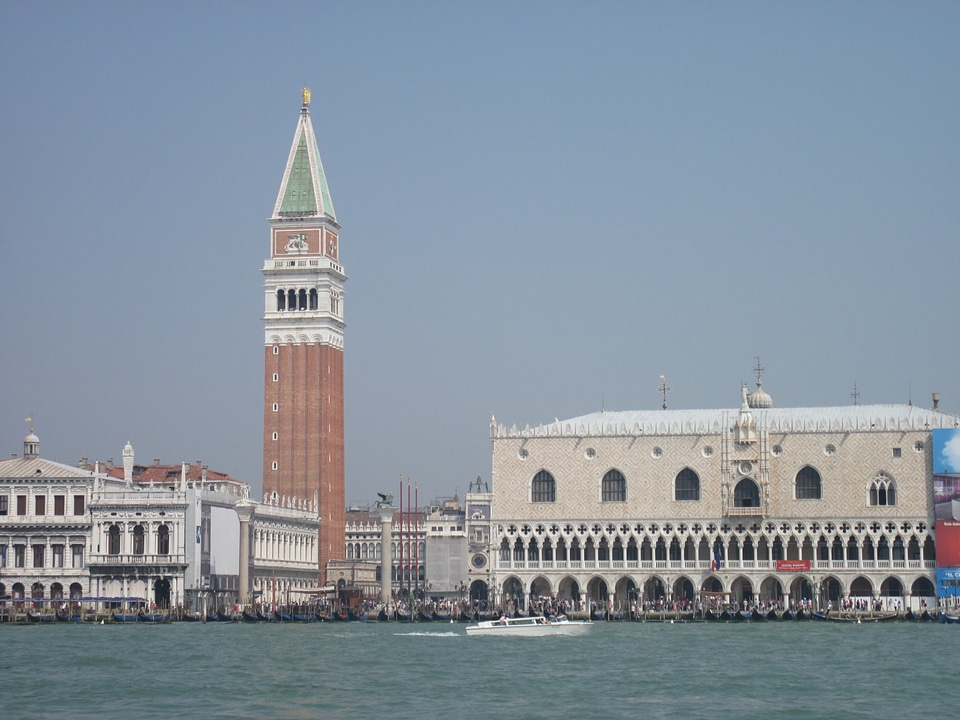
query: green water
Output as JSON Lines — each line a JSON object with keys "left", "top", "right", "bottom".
{"left": 1, "top": 621, "right": 956, "bottom": 719}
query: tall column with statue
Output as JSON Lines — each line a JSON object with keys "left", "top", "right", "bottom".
{"left": 236, "top": 487, "right": 256, "bottom": 607}
{"left": 373, "top": 493, "right": 396, "bottom": 610}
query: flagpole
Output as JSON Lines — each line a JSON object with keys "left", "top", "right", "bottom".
{"left": 398, "top": 474, "right": 403, "bottom": 606}
{"left": 414, "top": 481, "right": 419, "bottom": 599}
{"left": 407, "top": 477, "right": 412, "bottom": 607}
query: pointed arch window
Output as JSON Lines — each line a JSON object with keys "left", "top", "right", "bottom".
{"left": 869, "top": 473, "right": 896, "bottom": 506}
{"left": 795, "top": 466, "right": 822, "bottom": 500}
{"left": 531, "top": 470, "right": 556, "bottom": 503}
{"left": 675, "top": 468, "right": 701, "bottom": 501}
{"left": 601, "top": 470, "right": 626, "bottom": 502}
{"left": 733, "top": 478, "right": 760, "bottom": 507}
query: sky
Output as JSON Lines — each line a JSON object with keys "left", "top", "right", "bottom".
{"left": 2, "top": 1, "right": 958, "bottom": 508}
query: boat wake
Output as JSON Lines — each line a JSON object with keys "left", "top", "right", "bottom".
{"left": 393, "top": 630, "right": 460, "bottom": 638}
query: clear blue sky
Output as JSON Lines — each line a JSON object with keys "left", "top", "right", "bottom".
{"left": 2, "top": 1, "right": 958, "bottom": 506}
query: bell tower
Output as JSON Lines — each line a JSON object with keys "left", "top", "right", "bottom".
{"left": 262, "top": 88, "right": 346, "bottom": 584}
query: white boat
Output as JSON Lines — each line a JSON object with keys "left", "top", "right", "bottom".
{"left": 465, "top": 614, "right": 593, "bottom": 636}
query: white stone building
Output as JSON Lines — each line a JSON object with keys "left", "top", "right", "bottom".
{"left": 487, "top": 382, "right": 959, "bottom": 613}
{"left": 1, "top": 432, "right": 319, "bottom": 617}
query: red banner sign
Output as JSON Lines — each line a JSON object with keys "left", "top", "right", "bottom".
{"left": 776, "top": 560, "right": 810, "bottom": 572}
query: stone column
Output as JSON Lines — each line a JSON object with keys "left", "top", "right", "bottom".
{"left": 373, "top": 505, "right": 397, "bottom": 608}
{"left": 236, "top": 500, "right": 256, "bottom": 607}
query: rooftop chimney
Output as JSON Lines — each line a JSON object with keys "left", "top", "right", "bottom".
{"left": 933, "top": 392, "right": 941, "bottom": 411}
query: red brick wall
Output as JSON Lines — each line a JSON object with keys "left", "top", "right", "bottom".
{"left": 263, "top": 342, "right": 345, "bottom": 585}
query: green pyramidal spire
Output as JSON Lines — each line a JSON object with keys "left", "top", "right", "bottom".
{"left": 272, "top": 88, "right": 336, "bottom": 221}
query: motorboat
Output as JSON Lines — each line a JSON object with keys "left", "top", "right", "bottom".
{"left": 466, "top": 614, "right": 593, "bottom": 636}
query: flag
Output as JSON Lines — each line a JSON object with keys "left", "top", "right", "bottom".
{"left": 714, "top": 547, "right": 723, "bottom": 571}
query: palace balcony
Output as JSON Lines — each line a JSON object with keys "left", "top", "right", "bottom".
{"left": 496, "top": 558, "right": 936, "bottom": 573}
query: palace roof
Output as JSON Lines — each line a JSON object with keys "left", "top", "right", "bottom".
{"left": 494, "top": 403, "right": 959, "bottom": 438}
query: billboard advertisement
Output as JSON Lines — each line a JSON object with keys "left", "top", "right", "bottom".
{"left": 936, "top": 568, "right": 960, "bottom": 600}
{"left": 776, "top": 560, "right": 810, "bottom": 572}
{"left": 933, "top": 427, "right": 960, "bottom": 475}
{"left": 936, "top": 520, "right": 960, "bottom": 569}
{"left": 933, "top": 428, "right": 960, "bottom": 521}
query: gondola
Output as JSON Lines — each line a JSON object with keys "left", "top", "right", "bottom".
{"left": 138, "top": 611, "right": 166, "bottom": 623}
{"left": 766, "top": 609, "right": 781, "bottom": 621}
{"left": 113, "top": 612, "right": 139, "bottom": 623}
{"left": 242, "top": 609, "right": 262, "bottom": 622}
{"left": 750, "top": 609, "right": 766, "bottom": 622}
{"left": 27, "top": 611, "right": 55, "bottom": 623}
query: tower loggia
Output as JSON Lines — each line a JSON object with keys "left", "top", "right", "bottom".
{"left": 262, "top": 88, "right": 346, "bottom": 585}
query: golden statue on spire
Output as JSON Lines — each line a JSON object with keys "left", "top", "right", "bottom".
{"left": 302, "top": 87, "right": 311, "bottom": 106}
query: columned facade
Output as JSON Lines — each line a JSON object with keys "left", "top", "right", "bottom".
{"left": 490, "top": 386, "right": 956, "bottom": 614}
{"left": 262, "top": 89, "right": 346, "bottom": 585}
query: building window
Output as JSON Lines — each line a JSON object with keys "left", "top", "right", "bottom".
{"left": 52, "top": 544, "right": 64, "bottom": 568}
{"left": 0, "top": 544, "right": 6, "bottom": 567}
{"left": 73, "top": 495, "right": 85, "bottom": 515}
{"left": 133, "top": 525, "right": 145, "bottom": 555}
{"left": 531, "top": 470, "right": 556, "bottom": 503}
{"left": 14, "top": 544, "right": 26, "bottom": 567}
{"left": 869, "top": 473, "right": 897, "bottom": 506}
{"left": 893, "top": 447, "right": 902, "bottom": 458}
{"left": 273, "top": 373, "right": 279, "bottom": 382}
{"left": 32, "top": 544, "right": 45, "bottom": 568}
{"left": 54, "top": 495, "right": 65, "bottom": 515}
{"left": 675, "top": 468, "right": 701, "bottom": 501}
{"left": 272, "top": 461, "right": 278, "bottom": 471}
{"left": 272, "top": 432, "right": 278, "bottom": 441}
{"left": 734, "top": 478, "right": 761, "bottom": 507}
{"left": 602, "top": 470, "right": 626, "bottom": 502}
{"left": 108, "top": 525, "right": 121, "bottom": 555}
{"left": 0, "top": 495, "right": 7, "bottom": 515}
{"left": 71, "top": 545, "right": 84, "bottom": 568}
{"left": 273, "top": 403, "right": 279, "bottom": 412}
{"left": 35, "top": 495, "right": 46, "bottom": 516}
{"left": 273, "top": 345, "right": 279, "bottom": 355}
{"left": 17, "top": 495, "right": 27, "bottom": 515}
{"left": 157, "top": 525, "right": 170, "bottom": 555}
{"left": 795, "top": 466, "right": 822, "bottom": 500}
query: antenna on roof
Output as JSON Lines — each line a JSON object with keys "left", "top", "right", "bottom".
{"left": 658, "top": 375, "right": 672, "bottom": 410}
{"left": 851, "top": 382, "right": 860, "bottom": 406}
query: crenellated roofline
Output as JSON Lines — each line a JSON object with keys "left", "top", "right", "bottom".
{"left": 492, "top": 403, "right": 960, "bottom": 439}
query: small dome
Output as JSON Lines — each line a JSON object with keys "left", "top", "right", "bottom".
{"left": 747, "top": 382, "right": 773, "bottom": 409}
{"left": 25, "top": 430, "right": 39, "bottom": 443}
